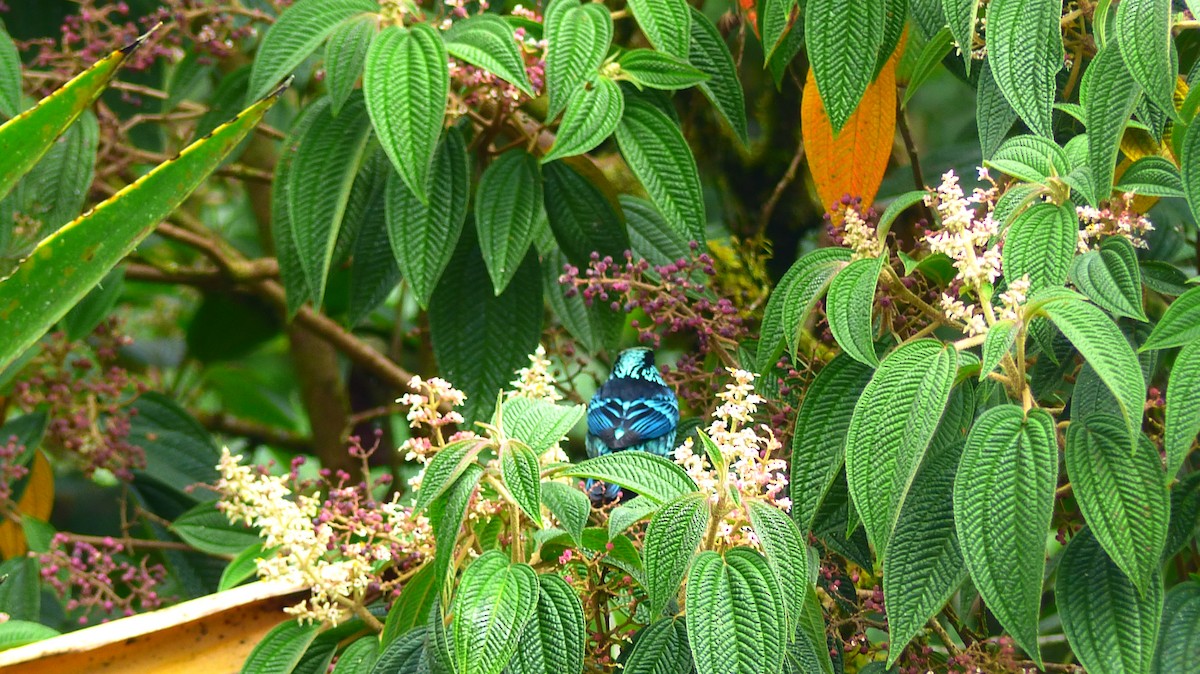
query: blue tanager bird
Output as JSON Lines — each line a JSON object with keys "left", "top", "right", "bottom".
{"left": 585, "top": 347, "right": 679, "bottom": 503}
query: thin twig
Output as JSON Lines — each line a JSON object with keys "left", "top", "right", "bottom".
{"left": 758, "top": 143, "right": 806, "bottom": 236}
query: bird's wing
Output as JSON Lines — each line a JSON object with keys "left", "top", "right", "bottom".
{"left": 587, "top": 392, "right": 678, "bottom": 450}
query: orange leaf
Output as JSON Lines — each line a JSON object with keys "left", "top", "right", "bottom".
{"left": 0, "top": 450, "right": 54, "bottom": 558}
{"left": 802, "top": 40, "right": 903, "bottom": 210}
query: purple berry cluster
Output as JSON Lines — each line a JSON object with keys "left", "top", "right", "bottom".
{"left": 38, "top": 533, "right": 168, "bottom": 625}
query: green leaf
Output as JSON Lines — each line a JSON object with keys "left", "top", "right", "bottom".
{"left": 507, "top": 574, "right": 586, "bottom": 674}
{"left": 429, "top": 464, "right": 485, "bottom": 592}
{"left": 382, "top": 564, "right": 438, "bottom": 645}
{"left": 785, "top": 585, "right": 834, "bottom": 674}
{"left": 129, "top": 393, "right": 220, "bottom": 498}
{"left": 761, "top": 0, "right": 798, "bottom": 64}
{"left": 790, "top": 354, "right": 873, "bottom": 530}
{"left": 644, "top": 492, "right": 710, "bottom": 616}
{"left": 976, "top": 58, "right": 1019, "bottom": 159}
{"left": 218, "top": 542, "right": 268, "bottom": 592}
{"left": 1141, "top": 260, "right": 1194, "bottom": 297}
{"left": 61, "top": 266, "right": 121, "bottom": 341}
{"left": 502, "top": 442, "right": 544, "bottom": 527}
{"left": 502, "top": 396, "right": 584, "bottom": 456}
{"left": 623, "top": 619, "right": 692, "bottom": 674}
{"left": 615, "top": 94, "right": 706, "bottom": 244}
{"left": 286, "top": 94, "right": 372, "bottom": 308}
{"left": 170, "top": 500, "right": 261, "bottom": 555}
{"left": 875, "top": 0, "right": 908, "bottom": 77}
{"left": 884, "top": 438, "right": 968, "bottom": 667}
{"left": 609, "top": 495, "right": 660, "bottom": 538}
{"left": 544, "top": 248, "right": 622, "bottom": 354}
{"left": 0, "top": 557, "right": 40, "bottom": 622}
{"left": 386, "top": 127, "right": 470, "bottom": 309}
{"left": 986, "top": 134, "right": 1071, "bottom": 183}
{"left": 1164, "top": 339, "right": 1200, "bottom": 478}
{"left": 954, "top": 405, "right": 1057, "bottom": 666}
{"left": 325, "top": 15, "right": 376, "bottom": 116}
{"left": 986, "top": 0, "right": 1061, "bottom": 137}
{"left": 622, "top": 194, "right": 689, "bottom": 268}
{"left": 476, "top": 150, "right": 543, "bottom": 294}
{"left": 1143, "top": 285, "right": 1200, "bottom": 351}
{"left": 247, "top": 0, "right": 376, "bottom": 103}
{"left": 805, "top": 0, "right": 885, "bottom": 133}
{"left": 0, "top": 22, "right": 20, "bottom": 119}
{"left": 239, "top": 620, "right": 321, "bottom": 674}
{"left": 756, "top": 248, "right": 851, "bottom": 370}
{"left": 1182, "top": 123, "right": 1200, "bottom": 250}
{"left": 0, "top": 620, "right": 59, "bottom": 652}
{"left": 1002, "top": 202, "right": 1077, "bottom": 294}
{"left": 413, "top": 439, "right": 481, "bottom": 515}
{"left": 332, "top": 637, "right": 379, "bottom": 674}
{"left": 1057, "top": 528, "right": 1163, "bottom": 674}
{"left": 826, "top": 255, "right": 884, "bottom": 367}
{"left": 980, "top": 319, "right": 1017, "bottom": 381}
{"left": 452, "top": 551, "right": 540, "bottom": 674}
{"left": 0, "top": 84, "right": 284, "bottom": 372}
{"left": 1066, "top": 415, "right": 1169, "bottom": 593}
{"left": 616, "top": 49, "right": 708, "bottom": 90}
{"left": 943, "top": 0, "right": 980, "bottom": 72}
{"left": 543, "top": 160, "right": 629, "bottom": 266}
{"left": 430, "top": 228, "right": 542, "bottom": 424}
{"left": 1036, "top": 293, "right": 1146, "bottom": 448}
{"left": 272, "top": 95, "right": 321, "bottom": 315}
{"left": 542, "top": 75, "right": 623, "bottom": 163}
{"left": 1153, "top": 581, "right": 1200, "bottom": 673}
{"left": 1069, "top": 236, "right": 1148, "bottom": 321}
{"left": 1085, "top": 41, "right": 1143, "bottom": 203}
{"left": 345, "top": 147, "right": 400, "bottom": 327}
{"left": 747, "top": 500, "right": 811, "bottom": 633}
{"left": 688, "top": 7, "right": 749, "bottom": 146}
{"left": 686, "top": 549, "right": 787, "bottom": 674}
{"left": 544, "top": 0, "right": 612, "bottom": 120}
{"left": 902, "top": 27, "right": 954, "bottom": 108}
{"left": 0, "top": 35, "right": 142, "bottom": 201}
{"left": 1116, "top": 155, "right": 1185, "bottom": 198}
{"left": 1115, "top": 0, "right": 1175, "bottom": 119}
{"left": 552, "top": 451, "right": 696, "bottom": 504}
{"left": 365, "top": 24, "right": 449, "bottom": 204}
{"left": 540, "top": 481, "right": 591, "bottom": 548}
{"left": 845, "top": 340, "right": 957, "bottom": 559}
{"left": 445, "top": 14, "right": 534, "bottom": 97}
{"left": 626, "top": 0, "right": 690, "bottom": 58}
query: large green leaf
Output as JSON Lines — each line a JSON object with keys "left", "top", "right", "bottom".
{"left": 286, "top": 94, "right": 372, "bottom": 308}
{"left": 413, "top": 439, "right": 481, "bottom": 514}
{"left": 1057, "top": 529, "right": 1164, "bottom": 674}
{"left": 825, "top": 255, "right": 884, "bottom": 367}
{"left": 804, "top": 0, "right": 885, "bottom": 133}
{"left": 544, "top": 0, "right": 612, "bottom": 120}
{"left": 986, "top": 0, "right": 1061, "bottom": 137}
{"left": 1116, "top": 155, "right": 1186, "bottom": 198}
{"left": 239, "top": 620, "right": 321, "bottom": 674}
{"left": 1183, "top": 115, "right": 1200, "bottom": 226}
{"left": 386, "top": 127, "right": 470, "bottom": 309}
{"left": 686, "top": 549, "right": 787, "bottom": 674}
{"left": 542, "top": 160, "right": 629, "bottom": 266}
{"left": 615, "top": 49, "right": 708, "bottom": 91}
{"left": 623, "top": 619, "right": 692, "bottom": 674}
{"left": 128, "top": 393, "right": 221, "bottom": 499}
{"left": 1069, "top": 236, "right": 1148, "bottom": 321}
{"left": 429, "top": 228, "right": 542, "bottom": 424}
{"left": 1085, "top": 40, "right": 1143, "bottom": 204}
{"left": 543, "top": 248, "right": 622, "bottom": 354}
{"left": 0, "top": 36, "right": 142, "bottom": 201}
{"left": 1066, "top": 415, "right": 1168, "bottom": 594}
{"left": 1002, "top": 202, "right": 1077, "bottom": 295}
{"left": 1142, "top": 285, "right": 1200, "bottom": 351}
{"left": 979, "top": 319, "right": 1017, "bottom": 381}
{"left": 644, "top": 492, "right": 709, "bottom": 616}
{"left": 0, "top": 22, "right": 19, "bottom": 119}
{"left": 365, "top": 24, "right": 449, "bottom": 204}
{"left": 976, "top": 58, "right": 1019, "bottom": 159}
{"left": 622, "top": 194, "right": 689, "bottom": 268}
{"left": 501, "top": 396, "right": 585, "bottom": 456}
{"left": 170, "top": 500, "right": 260, "bottom": 555}
{"left": 884, "top": 437, "right": 967, "bottom": 667}
{"left": 552, "top": 451, "right": 696, "bottom": 504}
{"left": 790, "top": 354, "right": 873, "bottom": 530}
{"left": 845, "top": 340, "right": 956, "bottom": 559}
{"left": 626, "top": 0, "right": 690, "bottom": 58}
{"left": 345, "top": 147, "right": 401, "bottom": 326}
{"left": 271, "top": 93, "right": 322, "bottom": 316}
{"left": 324, "top": 14, "right": 376, "bottom": 116}
{"left": 382, "top": 564, "right": 439, "bottom": 645}
{"left": 507, "top": 574, "right": 586, "bottom": 674}
{"left": 246, "top": 0, "right": 376, "bottom": 103}
{"left": 428, "top": 464, "right": 484, "bottom": 591}
{"left": 1036, "top": 293, "right": 1146, "bottom": 449}
{"left": 542, "top": 75, "right": 623, "bottom": 163}
{"left": 614, "top": 95, "right": 705, "bottom": 244}
{"left": 476, "top": 150, "right": 543, "bottom": 295}
{"left": 501, "top": 442, "right": 544, "bottom": 527}
{"left": 986, "top": 134, "right": 1071, "bottom": 183}
{"left": 747, "top": 500, "right": 811, "bottom": 633}
{"left": 1164, "top": 340, "right": 1200, "bottom": 478}
{"left": 785, "top": 585, "right": 834, "bottom": 674}
{"left": 953, "top": 405, "right": 1056, "bottom": 666}
{"left": 902, "top": 27, "right": 954, "bottom": 108}
{"left": 331, "top": 637, "right": 379, "bottom": 674}
{"left": 757, "top": 247, "right": 851, "bottom": 369}
{"left": 540, "top": 480, "right": 590, "bottom": 548}
{"left": 452, "top": 551, "right": 540, "bottom": 674}
{"left": 445, "top": 14, "right": 535, "bottom": 97}
{"left": 688, "top": 7, "right": 748, "bottom": 146}
{"left": 1115, "top": 0, "right": 1175, "bottom": 119}
{"left": 943, "top": 0, "right": 980, "bottom": 72}
{"left": 0, "top": 83, "right": 284, "bottom": 372}
{"left": 0, "top": 557, "right": 40, "bottom": 623}
{"left": 1153, "top": 581, "right": 1200, "bottom": 673}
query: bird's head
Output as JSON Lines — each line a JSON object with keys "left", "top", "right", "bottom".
{"left": 611, "top": 347, "right": 662, "bottom": 382}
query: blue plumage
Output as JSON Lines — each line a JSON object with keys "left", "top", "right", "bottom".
{"left": 585, "top": 348, "right": 679, "bottom": 502}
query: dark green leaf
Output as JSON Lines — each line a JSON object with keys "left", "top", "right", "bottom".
{"left": 986, "top": 0, "right": 1061, "bottom": 137}
{"left": 1116, "top": 155, "right": 1185, "bottom": 198}
{"left": 623, "top": 619, "right": 691, "bottom": 674}
{"left": 540, "top": 481, "right": 591, "bottom": 548}
{"left": 644, "top": 492, "right": 710, "bottom": 616}
{"left": 502, "top": 442, "right": 544, "bottom": 527}
{"left": 688, "top": 7, "right": 749, "bottom": 146}
{"left": 1153, "top": 580, "right": 1200, "bottom": 672}
{"left": 1142, "top": 285, "right": 1200, "bottom": 351}
{"left": 239, "top": 620, "right": 321, "bottom": 674}
{"left": 1003, "top": 202, "right": 1077, "bottom": 294}
{"left": 756, "top": 248, "right": 851, "bottom": 370}
{"left": 616, "top": 49, "right": 708, "bottom": 90}
{"left": 626, "top": 0, "right": 690, "bottom": 58}
{"left": 976, "top": 58, "right": 1019, "bottom": 159}
{"left": 445, "top": 14, "right": 535, "bottom": 96}
{"left": 804, "top": 0, "right": 885, "bottom": 133}
{"left": 544, "top": 0, "right": 612, "bottom": 120}
{"left": 826, "top": 255, "right": 884, "bottom": 367}
{"left": 542, "top": 159, "right": 629, "bottom": 266}
{"left": 171, "top": 500, "right": 261, "bottom": 555}
{"left": 1085, "top": 41, "right": 1143, "bottom": 203}
{"left": 452, "top": 551, "right": 540, "bottom": 674}
{"left": 552, "top": 451, "right": 696, "bottom": 504}
{"left": 1164, "top": 340, "right": 1200, "bottom": 478}
{"left": 1069, "top": 235, "right": 1148, "bottom": 321}
{"left": 383, "top": 564, "right": 439, "bottom": 645}
{"left": 686, "top": 549, "right": 787, "bottom": 674}
{"left": 325, "top": 14, "right": 376, "bottom": 115}
{"left": 476, "top": 150, "right": 543, "bottom": 294}
{"left": 506, "top": 574, "right": 586, "bottom": 674}
{"left": 1115, "top": 0, "right": 1175, "bottom": 118}
{"left": 543, "top": 75, "right": 623, "bottom": 163}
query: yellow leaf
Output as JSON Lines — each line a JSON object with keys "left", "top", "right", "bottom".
{"left": 0, "top": 451, "right": 54, "bottom": 558}
{"left": 802, "top": 35, "right": 903, "bottom": 210}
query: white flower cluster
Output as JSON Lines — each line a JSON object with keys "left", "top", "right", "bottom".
{"left": 396, "top": 376, "right": 468, "bottom": 476}
{"left": 925, "top": 170, "right": 1003, "bottom": 289}
{"left": 510, "top": 344, "right": 563, "bottom": 403}
{"left": 840, "top": 206, "right": 884, "bottom": 260}
{"left": 673, "top": 369, "right": 789, "bottom": 548}
{"left": 1076, "top": 192, "right": 1155, "bottom": 252}
{"left": 997, "top": 275, "right": 1031, "bottom": 322}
